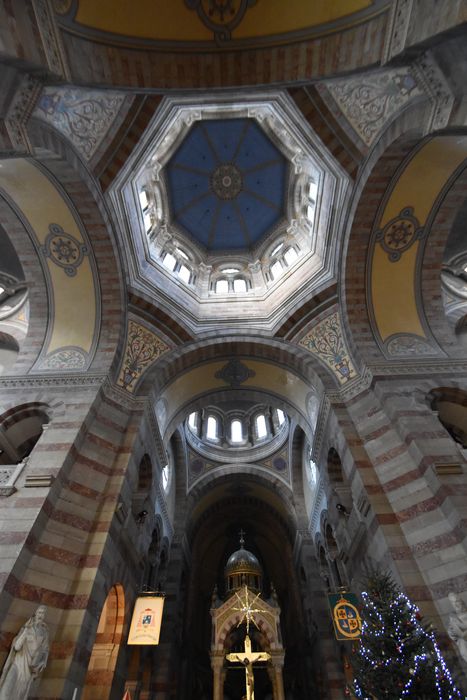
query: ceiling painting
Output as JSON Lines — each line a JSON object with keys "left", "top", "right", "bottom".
{"left": 69, "top": 0, "right": 377, "bottom": 44}
{"left": 157, "top": 359, "right": 310, "bottom": 434}
{"left": 368, "top": 135, "right": 467, "bottom": 357}
{"left": 0, "top": 158, "right": 99, "bottom": 370}
{"left": 165, "top": 118, "right": 287, "bottom": 251}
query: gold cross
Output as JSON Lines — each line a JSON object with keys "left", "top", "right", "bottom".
{"left": 226, "top": 634, "right": 271, "bottom": 700}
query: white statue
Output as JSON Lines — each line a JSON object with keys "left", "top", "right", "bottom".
{"left": 0, "top": 605, "right": 49, "bottom": 699}
{"left": 447, "top": 592, "right": 467, "bottom": 664}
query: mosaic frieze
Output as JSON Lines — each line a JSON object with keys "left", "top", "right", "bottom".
{"left": 299, "top": 312, "right": 357, "bottom": 385}
{"left": 118, "top": 321, "right": 169, "bottom": 392}
{"left": 34, "top": 87, "right": 126, "bottom": 160}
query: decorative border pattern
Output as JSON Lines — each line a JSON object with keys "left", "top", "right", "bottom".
{"left": 385, "top": 333, "right": 437, "bottom": 357}
{"left": 32, "top": 0, "right": 71, "bottom": 79}
{"left": 4, "top": 74, "right": 42, "bottom": 155}
{"left": 39, "top": 346, "right": 88, "bottom": 369}
{"left": 382, "top": 0, "right": 413, "bottom": 62}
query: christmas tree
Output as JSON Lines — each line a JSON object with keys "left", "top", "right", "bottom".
{"left": 349, "top": 569, "right": 464, "bottom": 699}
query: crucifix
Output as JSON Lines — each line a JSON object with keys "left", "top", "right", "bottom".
{"left": 226, "top": 633, "right": 270, "bottom": 700}
{"left": 226, "top": 586, "right": 271, "bottom": 700}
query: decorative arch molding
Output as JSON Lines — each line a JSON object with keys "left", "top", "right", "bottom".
{"left": 82, "top": 583, "right": 126, "bottom": 700}
{"left": 139, "top": 335, "right": 330, "bottom": 396}
{"left": 422, "top": 164, "right": 467, "bottom": 357}
{"left": 0, "top": 201, "right": 48, "bottom": 373}
{"left": 341, "top": 99, "right": 435, "bottom": 365}
{"left": 366, "top": 135, "right": 467, "bottom": 360}
{"left": 25, "top": 118, "right": 125, "bottom": 373}
{"left": 0, "top": 157, "right": 101, "bottom": 372}
{"left": 186, "top": 470, "right": 298, "bottom": 546}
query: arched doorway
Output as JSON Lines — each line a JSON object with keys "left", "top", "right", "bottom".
{"left": 179, "top": 473, "right": 320, "bottom": 699}
{"left": 83, "top": 584, "right": 125, "bottom": 700}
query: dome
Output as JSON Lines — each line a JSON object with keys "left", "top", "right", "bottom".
{"left": 224, "top": 536, "right": 263, "bottom": 594}
{"left": 225, "top": 547, "right": 261, "bottom": 573}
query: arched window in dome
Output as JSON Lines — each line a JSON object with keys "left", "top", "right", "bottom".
{"left": 284, "top": 247, "right": 298, "bottom": 266}
{"left": 161, "top": 464, "right": 170, "bottom": 491}
{"left": 276, "top": 408, "right": 285, "bottom": 426}
{"left": 233, "top": 277, "right": 247, "bottom": 293}
{"left": 206, "top": 415, "right": 218, "bottom": 440}
{"left": 188, "top": 411, "right": 198, "bottom": 431}
{"left": 215, "top": 279, "right": 229, "bottom": 294}
{"left": 307, "top": 453, "right": 318, "bottom": 487}
{"left": 139, "top": 189, "right": 153, "bottom": 233}
{"left": 256, "top": 414, "right": 267, "bottom": 439}
{"left": 270, "top": 260, "right": 283, "bottom": 280}
{"left": 178, "top": 264, "right": 191, "bottom": 284}
{"left": 231, "top": 419, "right": 243, "bottom": 443}
{"left": 162, "top": 252, "right": 177, "bottom": 271}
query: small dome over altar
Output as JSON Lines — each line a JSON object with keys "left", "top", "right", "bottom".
{"left": 225, "top": 533, "right": 262, "bottom": 594}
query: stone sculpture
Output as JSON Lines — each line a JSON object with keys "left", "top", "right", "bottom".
{"left": 447, "top": 592, "right": 467, "bottom": 664}
{"left": 0, "top": 605, "right": 49, "bottom": 699}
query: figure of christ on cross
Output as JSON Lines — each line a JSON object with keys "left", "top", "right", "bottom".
{"left": 226, "top": 634, "right": 271, "bottom": 700}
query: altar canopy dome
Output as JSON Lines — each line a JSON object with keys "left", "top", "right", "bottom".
{"left": 225, "top": 538, "right": 263, "bottom": 593}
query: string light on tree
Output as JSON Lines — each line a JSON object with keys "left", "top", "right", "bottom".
{"left": 349, "top": 569, "right": 463, "bottom": 699}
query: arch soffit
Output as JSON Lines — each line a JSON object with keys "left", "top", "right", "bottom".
{"left": 340, "top": 100, "right": 437, "bottom": 361}
{"left": 365, "top": 134, "right": 467, "bottom": 361}
{"left": 27, "top": 119, "right": 125, "bottom": 372}
{"left": 141, "top": 334, "right": 329, "bottom": 388}
{"left": 0, "top": 155, "right": 101, "bottom": 373}
{"left": 185, "top": 470, "right": 298, "bottom": 546}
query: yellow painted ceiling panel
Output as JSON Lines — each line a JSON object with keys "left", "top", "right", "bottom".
{"left": 75, "top": 0, "right": 372, "bottom": 41}
{"left": 371, "top": 242, "right": 424, "bottom": 341}
{"left": 371, "top": 136, "right": 467, "bottom": 343}
{"left": 381, "top": 136, "right": 467, "bottom": 227}
{"left": 162, "top": 359, "right": 309, "bottom": 428}
{"left": 0, "top": 159, "right": 96, "bottom": 355}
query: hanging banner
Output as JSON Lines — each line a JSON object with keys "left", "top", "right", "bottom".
{"left": 328, "top": 592, "right": 362, "bottom": 641}
{"left": 128, "top": 595, "right": 165, "bottom": 645}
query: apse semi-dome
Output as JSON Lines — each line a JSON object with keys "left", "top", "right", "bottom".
{"left": 165, "top": 118, "right": 287, "bottom": 251}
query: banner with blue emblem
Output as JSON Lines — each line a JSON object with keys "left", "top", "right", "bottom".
{"left": 128, "top": 595, "right": 165, "bottom": 645}
{"left": 328, "top": 592, "right": 362, "bottom": 641}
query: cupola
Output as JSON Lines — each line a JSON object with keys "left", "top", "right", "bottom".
{"left": 224, "top": 531, "right": 262, "bottom": 594}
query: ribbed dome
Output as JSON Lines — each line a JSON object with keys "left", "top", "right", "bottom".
{"left": 224, "top": 536, "right": 263, "bottom": 594}
{"left": 225, "top": 547, "right": 261, "bottom": 573}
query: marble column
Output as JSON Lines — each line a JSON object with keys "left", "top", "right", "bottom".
{"left": 211, "top": 653, "right": 224, "bottom": 700}
{"left": 270, "top": 655, "right": 285, "bottom": 700}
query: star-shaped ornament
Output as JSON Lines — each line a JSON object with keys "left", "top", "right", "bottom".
{"left": 233, "top": 585, "right": 267, "bottom": 634}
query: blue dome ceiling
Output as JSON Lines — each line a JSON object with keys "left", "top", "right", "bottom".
{"left": 165, "top": 118, "right": 287, "bottom": 251}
